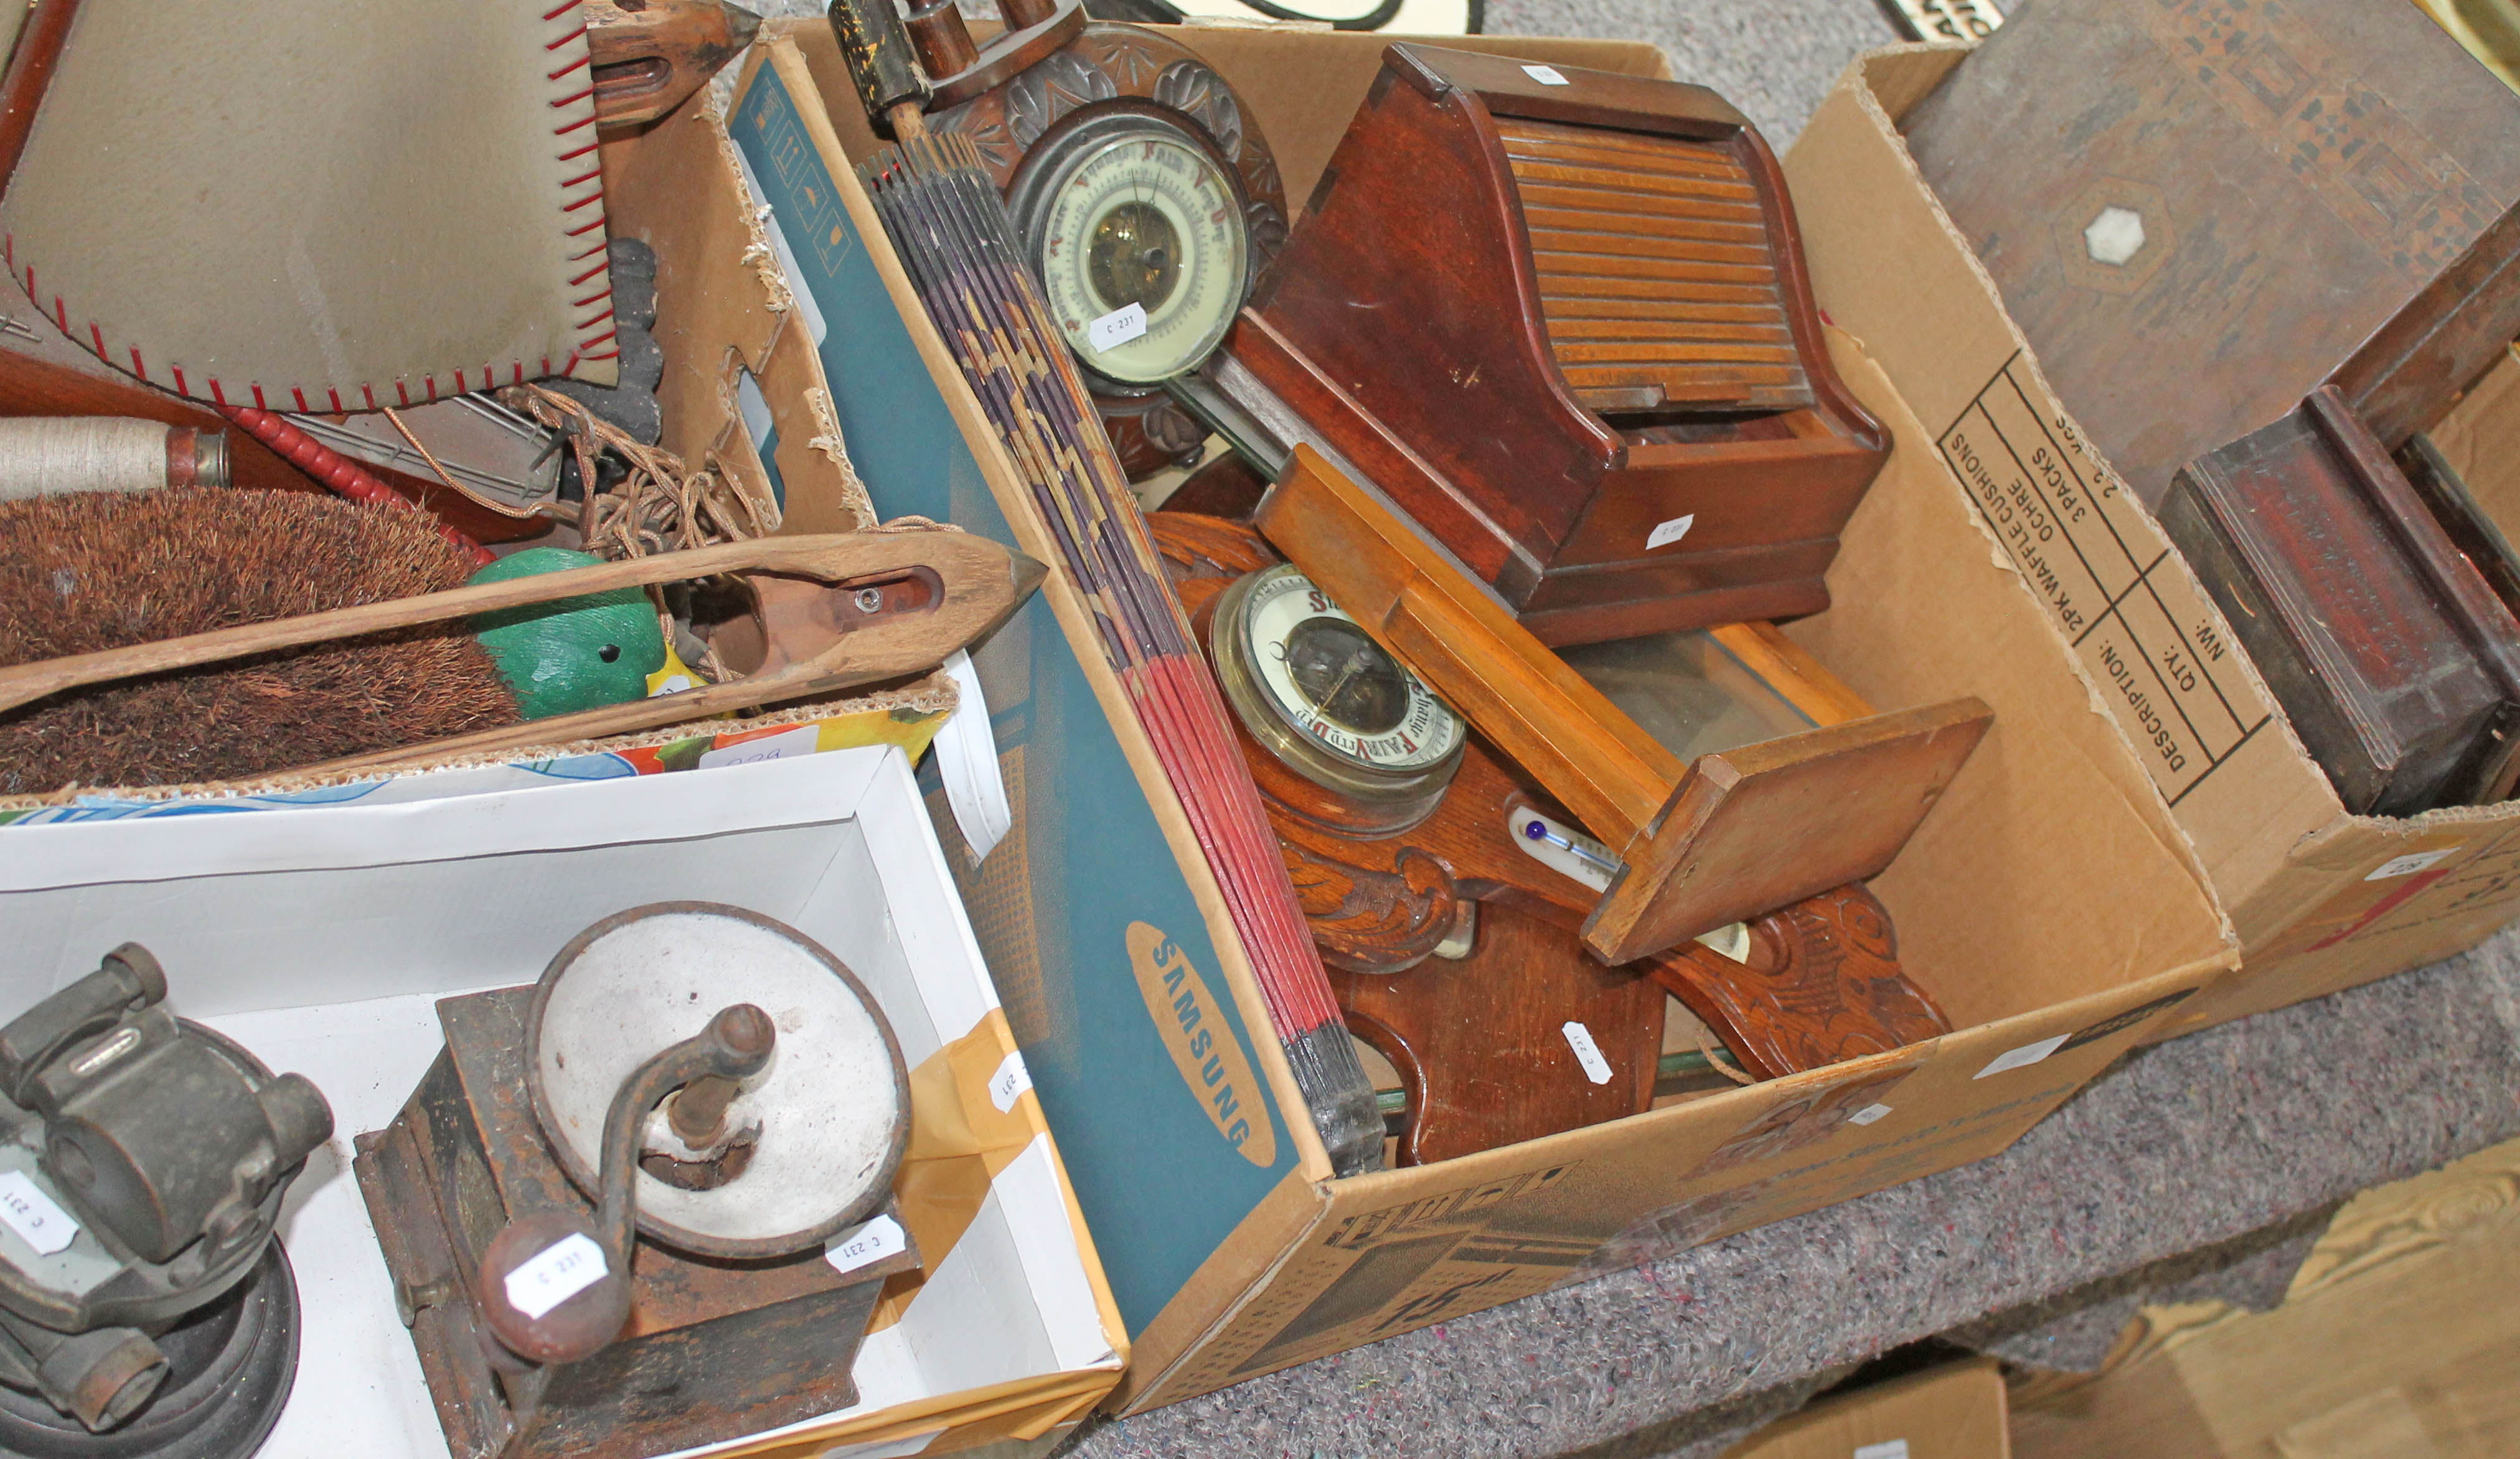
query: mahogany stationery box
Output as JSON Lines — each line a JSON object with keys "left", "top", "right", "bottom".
{"left": 1187, "top": 44, "right": 1891, "bottom": 647}
{"left": 1899, "top": 0, "right": 2520, "bottom": 508}
{"left": 2161, "top": 388, "right": 2520, "bottom": 817}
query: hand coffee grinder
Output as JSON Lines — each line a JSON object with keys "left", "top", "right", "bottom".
{"left": 0, "top": 944, "right": 333, "bottom": 1459}
{"left": 356, "top": 903, "right": 919, "bottom": 1459}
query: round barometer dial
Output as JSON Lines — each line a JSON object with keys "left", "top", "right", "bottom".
{"left": 1211, "top": 564, "right": 1466, "bottom": 814}
{"left": 1008, "top": 108, "right": 1253, "bottom": 388}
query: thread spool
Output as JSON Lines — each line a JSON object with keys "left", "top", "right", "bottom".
{"left": 0, "top": 418, "right": 230, "bottom": 500}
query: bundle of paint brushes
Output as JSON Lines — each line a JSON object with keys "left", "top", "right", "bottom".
{"left": 858, "top": 130, "right": 1385, "bottom": 1176}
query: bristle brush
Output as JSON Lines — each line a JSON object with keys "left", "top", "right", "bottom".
{"left": 0, "top": 489, "right": 518, "bottom": 794}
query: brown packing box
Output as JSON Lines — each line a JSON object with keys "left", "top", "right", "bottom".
{"left": 1784, "top": 44, "right": 2520, "bottom": 1039}
{"left": 0, "top": 109, "right": 951, "bottom": 822}
{"left": 730, "top": 19, "right": 2236, "bottom": 1414}
{"left": 1728, "top": 1358, "right": 2011, "bottom": 1459}
{"left": 606, "top": 96, "right": 879, "bottom": 540}
{"left": 2007, "top": 1134, "right": 2520, "bottom": 1457}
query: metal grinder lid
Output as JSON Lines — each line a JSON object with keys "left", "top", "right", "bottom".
{"left": 525, "top": 903, "right": 910, "bottom": 1259}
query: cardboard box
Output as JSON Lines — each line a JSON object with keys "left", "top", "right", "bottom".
{"left": 0, "top": 103, "right": 956, "bottom": 823}
{"left": 0, "top": 747, "right": 1127, "bottom": 1457}
{"left": 1729, "top": 1358, "right": 2011, "bottom": 1459}
{"left": 698, "top": 21, "right": 2236, "bottom": 1413}
{"left": 2427, "top": 344, "right": 2520, "bottom": 547}
{"left": 2008, "top": 1134, "right": 2520, "bottom": 1458}
{"left": 1784, "top": 44, "right": 2520, "bottom": 1038}
{"left": 0, "top": 685, "right": 954, "bottom": 826}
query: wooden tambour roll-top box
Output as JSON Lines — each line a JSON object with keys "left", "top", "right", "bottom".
{"left": 1225, "top": 45, "right": 1889, "bottom": 646}
{"left": 1901, "top": 0, "right": 2520, "bottom": 509}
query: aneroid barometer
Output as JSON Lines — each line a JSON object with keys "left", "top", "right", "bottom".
{"left": 1210, "top": 563, "right": 1467, "bottom": 827}
{"left": 1008, "top": 108, "right": 1253, "bottom": 390}
{"left": 908, "top": 14, "right": 1291, "bottom": 477}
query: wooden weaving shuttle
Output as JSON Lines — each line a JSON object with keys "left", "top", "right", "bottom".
{"left": 1257, "top": 443, "right": 1992, "bottom": 966}
{"left": 0, "top": 528, "right": 1046, "bottom": 769}
{"left": 586, "top": 0, "right": 761, "bottom": 131}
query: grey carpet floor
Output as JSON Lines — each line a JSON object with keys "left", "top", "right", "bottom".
{"left": 1485, "top": 0, "right": 1901, "bottom": 144}
{"left": 1066, "top": 930, "right": 2520, "bottom": 1458}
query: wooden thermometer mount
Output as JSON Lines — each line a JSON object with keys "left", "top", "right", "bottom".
{"left": 1258, "top": 444, "right": 1991, "bottom": 963}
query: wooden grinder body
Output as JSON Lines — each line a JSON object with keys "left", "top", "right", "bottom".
{"left": 354, "top": 987, "right": 916, "bottom": 1459}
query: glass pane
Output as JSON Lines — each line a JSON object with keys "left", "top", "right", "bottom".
{"left": 1558, "top": 630, "right": 1817, "bottom": 763}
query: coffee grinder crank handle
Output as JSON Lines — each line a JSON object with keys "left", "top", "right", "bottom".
{"left": 472, "top": 1005, "right": 775, "bottom": 1371}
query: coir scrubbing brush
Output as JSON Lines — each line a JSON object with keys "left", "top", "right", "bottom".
{"left": 829, "top": 0, "right": 1386, "bottom": 1175}
{"left": 0, "top": 489, "right": 519, "bottom": 793}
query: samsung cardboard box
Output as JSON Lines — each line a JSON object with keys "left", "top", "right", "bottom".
{"left": 1784, "top": 45, "right": 2520, "bottom": 1038}
{"left": 642, "top": 22, "right": 2239, "bottom": 1414}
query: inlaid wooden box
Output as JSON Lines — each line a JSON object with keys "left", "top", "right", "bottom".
{"left": 1899, "top": 0, "right": 2520, "bottom": 509}
{"left": 2160, "top": 388, "right": 2520, "bottom": 818}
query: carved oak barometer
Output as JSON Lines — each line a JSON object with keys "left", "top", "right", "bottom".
{"left": 880, "top": 0, "right": 1289, "bottom": 475}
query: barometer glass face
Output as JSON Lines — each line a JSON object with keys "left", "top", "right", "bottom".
{"left": 1023, "top": 117, "right": 1250, "bottom": 385}
{"left": 1237, "top": 565, "right": 1464, "bottom": 774}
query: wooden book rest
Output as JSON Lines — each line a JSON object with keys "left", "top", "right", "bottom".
{"left": 1206, "top": 44, "right": 1888, "bottom": 646}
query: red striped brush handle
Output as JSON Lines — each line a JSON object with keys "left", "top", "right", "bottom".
{"left": 219, "top": 405, "right": 496, "bottom": 566}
